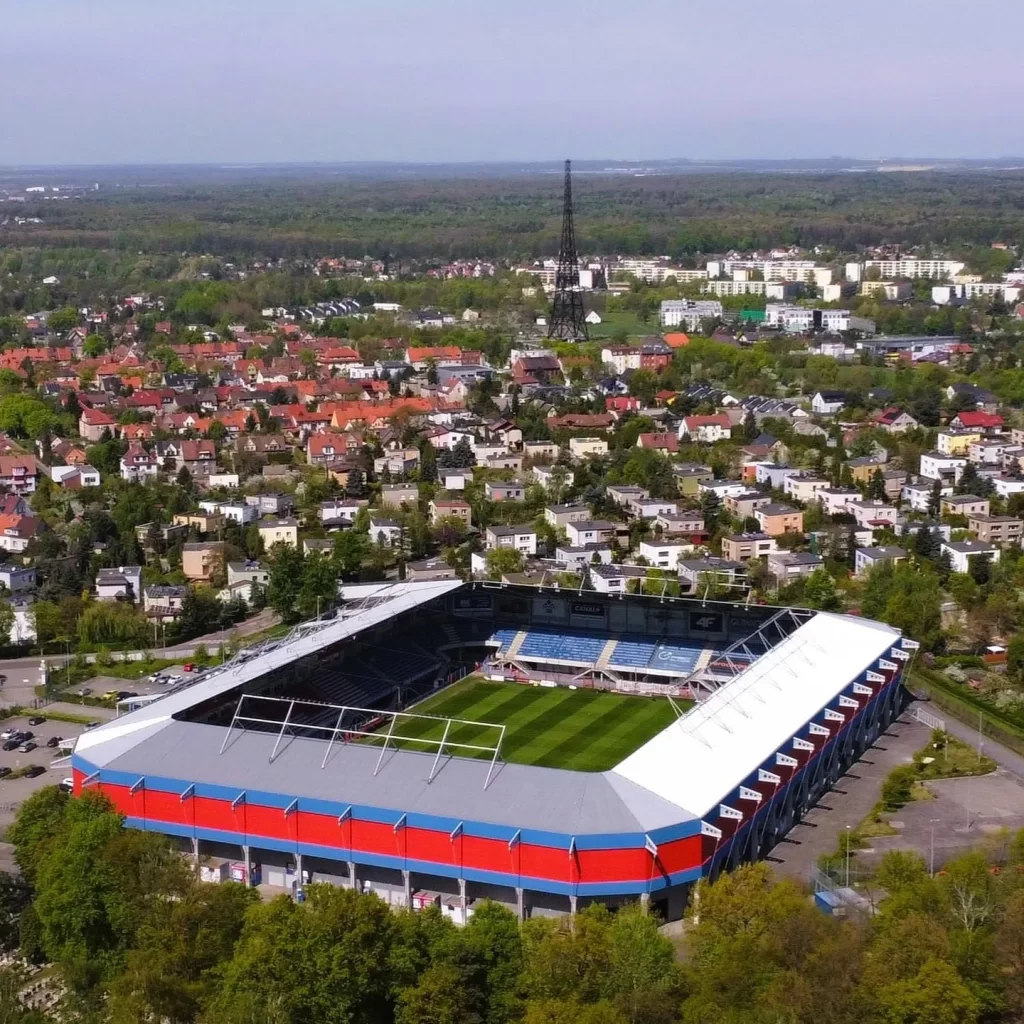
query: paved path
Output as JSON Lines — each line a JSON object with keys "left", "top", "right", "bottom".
{"left": 930, "top": 707, "right": 1024, "bottom": 782}
{"left": 769, "top": 714, "right": 930, "bottom": 882}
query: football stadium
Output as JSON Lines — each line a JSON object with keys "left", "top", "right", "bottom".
{"left": 72, "top": 580, "right": 916, "bottom": 920}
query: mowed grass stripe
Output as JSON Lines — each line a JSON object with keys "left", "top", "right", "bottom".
{"left": 369, "top": 679, "right": 683, "bottom": 771}
{"left": 560, "top": 698, "right": 681, "bottom": 771}
{"left": 509, "top": 692, "right": 620, "bottom": 767}
{"left": 498, "top": 689, "right": 604, "bottom": 764}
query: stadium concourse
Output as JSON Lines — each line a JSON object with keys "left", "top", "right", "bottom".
{"left": 71, "top": 581, "right": 916, "bottom": 921}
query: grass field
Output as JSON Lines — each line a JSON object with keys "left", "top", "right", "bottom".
{"left": 377, "top": 677, "right": 685, "bottom": 772}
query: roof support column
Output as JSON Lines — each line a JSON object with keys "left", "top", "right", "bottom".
{"left": 403, "top": 869, "right": 411, "bottom": 908}
{"left": 516, "top": 886, "right": 524, "bottom": 922}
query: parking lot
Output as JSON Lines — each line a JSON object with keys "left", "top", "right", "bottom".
{"left": 0, "top": 715, "right": 92, "bottom": 834}
{"left": 56, "top": 667, "right": 194, "bottom": 708}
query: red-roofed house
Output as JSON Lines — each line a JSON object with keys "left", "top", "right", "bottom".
{"left": 950, "top": 410, "right": 1004, "bottom": 433}
{"left": 80, "top": 406, "right": 116, "bottom": 442}
{"left": 873, "top": 408, "right": 919, "bottom": 434}
{"left": 678, "top": 414, "right": 732, "bottom": 443}
{"left": 637, "top": 432, "right": 679, "bottom": 453}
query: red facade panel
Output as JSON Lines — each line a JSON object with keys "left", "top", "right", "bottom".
{"left": 406, "top": 827, "right": 458, "bottom": 868}
{"left": 520, "top": 843, "right": 572, "bottom": 884}
{"left": 576, "top": 847, "right": 650, "bottom": 883}
{"left": 463, "top": 835, "right": 516, "bottom": 875}
{"left": 654, "top": 835, "right": 701, "bottom": 876}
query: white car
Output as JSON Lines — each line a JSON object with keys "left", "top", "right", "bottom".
{"left": 58, "top": 778, "right": 73, "bottom": 793}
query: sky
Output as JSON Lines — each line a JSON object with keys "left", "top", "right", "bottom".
{"left": 3, "top": 0, "right": 1024, "bottom": 165}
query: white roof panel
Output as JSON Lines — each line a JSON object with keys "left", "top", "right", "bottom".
{"left": 610, "top": 612, "right": 900, "bottom": 819}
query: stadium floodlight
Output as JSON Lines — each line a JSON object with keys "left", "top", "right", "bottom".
{"left": 219, "top": 693, "right": 507, "bottom": 790}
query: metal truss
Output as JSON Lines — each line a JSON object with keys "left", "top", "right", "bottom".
{"left": 218, "top": 692, "right": 506, "bottom": 789}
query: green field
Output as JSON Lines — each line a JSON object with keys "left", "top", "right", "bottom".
{"left": 378, "top": 678, "right": 685, "bottom": 772}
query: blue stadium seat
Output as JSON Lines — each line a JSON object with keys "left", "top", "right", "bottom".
{"left": 608, "top": 637, "right": 658, "bottom": 668}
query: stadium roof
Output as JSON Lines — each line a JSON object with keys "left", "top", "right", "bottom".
{"left": 75, "top": 584, "right": 903, "bottom": 839}
{"left": 611, "top": 612, "right": 901, "bottom": 819}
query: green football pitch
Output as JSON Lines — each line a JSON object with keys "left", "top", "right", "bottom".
{"left": 375, "top": 677, "right": 687, "bottom": 772}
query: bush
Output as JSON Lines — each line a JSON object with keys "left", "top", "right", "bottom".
{"left": 881, "top": 765, "right": 916, "bottom": 811}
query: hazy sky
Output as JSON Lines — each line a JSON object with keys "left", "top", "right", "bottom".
{"left": 3, "top": 0, "right": 1023, "bottom": 165}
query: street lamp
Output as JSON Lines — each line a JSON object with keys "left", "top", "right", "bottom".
{"left": 844, "top": 824, "right": 852, "bottom": 888}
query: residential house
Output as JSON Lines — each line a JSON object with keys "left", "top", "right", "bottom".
{"left": 565, "top": 520, "right": 617, "bottom": 547}
{"left": 679, "top": 557, "right": 745, "bottom": 595}
{"left": 768, "top": 551, "right": 823, "bottom": 583}
{"left": 484, "top": 525, "right": 538, "bottom": 556}
{"left": 227, "top": 561, "right": 270, "bottom": 588}
{"left": 172, "top": 511, "right": 223, "bottom": 534}
{"left": 588, "top": 562, "right": 646, "bottom": 595}
{"left": 544, "top": 504, "right": 590, "bottom": 528}
{"left": 638, "top": 540, "right": 691, "bottom": 569}
{"left": 699, "top": 479, "right": 750, "bottom": 500}
{"left": 51, "top": 464, "right": 100, "bottom": 489}
{"left": 373, "top": 449, "right": 420, "bottom": 478}
{"left": 0, "top": 456, "right": 40, "bottom": 495}
{"left": 673, "top": 463, "right": 714, "bottom": 497}
{"left": 380, "top": 484, "right": 420, "bottom": 509}
{"left": 941, "top": 494, "right": 990, "bottom": 518}
{"left": 532, "top": 465, "right": 574, "bottom": 492}
{"left": 655, "top": 512, "right": 706, "bottom": 539}
{"left": 901, "top": 481, "right": 949, "bottom": 513}
{"left": 937, "top": 429, "right": 981, "bottom": 455}
{"left": 442, "top": 471, "right": 471, "bottom": 492}
{"left": 855, "top": 546, "right": 908, "bottom": 577}
{"left": 79, "top": 406, "right": 116, "bottom": 442}
{"left": 406, "top": 558, "right": 459, "bottom": 582}
{"left": 182, "top": 542, "right": 226, "bottom": 583}
{"left": 967, "top": 514, "right": 1023, "bottom": 546}
{"left": 217, "top": 501, "right": 259, "bottom": 526}
{"left": 637, "top": 432, "right": 679, "bottom": 453}
{"left": 631, "top": 498, "right": 678, "bottom": 520}
{"left": 678, "top": 414, "right": 732, "bottom": 443}
{"left": 96, "top": 566, "right": 142, "bottom": 603}
{"left": 968, "top": 439, "right": 1019, "bottom": 465}
{"left": 0, "top": 566, "right": 35, "bottom": 592}
{"left": 481, "top": 453, "right": 524, "bottom": 473}
{"left": 783, "top": 476, "right": 830, "bottom": 503}
{"left": 847, "top": 457, "right": 887, "bottom": 485}
{"left": 485, "top": 480, "right": 526, "bottom": 502}
{"left": 753, "top": 504, "right": 804, "bottom": 536}
{"left": 721, "top": 533, "right": 777, "bottom": 563}
{"left": 846, "top": 499, "right": 898, "bottom": 528}
{"left": 873, "top": 408, "right": 919, "bottom": 434}
{"left": 523, "top": 441, "right": 560, "bottom": 462}
{"left": 752, "top": 464, "right": 803, "bottom": 490}
{"left": 941, "top": 539, "right": 1001, "bottom": 574}
{"left": 568, "top": 437, "right": 608, "bottom": 458}
{"left": 947, "top": 383, "right": 998, "bottom": 412}
{"left": 949, "top": 411, "right": 1004, "bottom": 434}
{"left": 0, "top": 514, "right": 42, "bottom": 553}
{"left": 811, "top": 391, "right": 847, "bottom": 415}
{"left": 725, "top": 491, "right": 772, "bottom": 519}
{"left": 607, "top": 485, "right": 648, "bottom": 507}
{"left": 245, "top": 493, "right": 295, "bottom": 517}
{"left": 120, "top": 443, "right": 159, "bottom": 483}
{"left": 143, "top": 585, "right": 186, "bottom": 623}
{"left": 319, "top": 498, "right": 367, "bottom": 527}
{"left": 429, "top": 499, "right": 472, "bottom": 526}
{"left": 557, "top": 544, "right": 614, "bottom": 570}
{"left": 307, "top": 433, "right": 355, "bottom": 466}
{"left": 258, "top": 518, "right": 299, "bottom": 549}
{"left": 919, "top": 451, "right": 967, "bottom": 482}
{"left": 369, "top": 517, "right": 402, "bottom": 547}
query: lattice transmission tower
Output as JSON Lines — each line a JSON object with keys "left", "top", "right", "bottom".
{"left": 547, "top": 159, "right": 588, "bottom": 342}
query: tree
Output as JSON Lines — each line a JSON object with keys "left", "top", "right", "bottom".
{"left": 606, "top": 905, "right": 677, "bottom": 1024}
{"left": 484, "top": 548, "right": 524, "bottom": 580}
{"left": 438, "top": 437, "right": 475, "bottom": 470}
{"left": 876, "top": 958, "right": 979, "bottom": 1024}
{"left": 742, "top": 411, "right": 758, "bottom": 442}
{"left": 206, "top": 885, "right": 401, "bottom": 1024}
{"left": 266, "top": 544, "right": 305, "bottom": 622}
{"left": 1007, "top": 632, "right": 1024, "bottom": 683}
{"left": 867, "top": 467, "right": 887, "bottom": 502}
{"left": 333, "top": 531, "right": 368, "bottom": 578}
{"left": 298, "top": 552, "right": 338, "bottom": 619}
{"left": 804, "top": 567, "right": 841, "bottom": 611}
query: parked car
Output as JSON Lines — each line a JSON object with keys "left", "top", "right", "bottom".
{"left": 45, "top": 736, "right": 61, "bottom": 748}
{"left": 24, "top": 766, "right": 45, "bottom": 778}
{"left": 85, "top": 721, "right": 100, "bottom": 729}
{"left": 19, "top": 732, "right": 33, "bottom": 742}
{"left": 0, "top": 767, "right": 12, "bottom": 779}
{"left": 77, "top": 688, "right": 92, "bottom": 697}
{"left": 19, "top": 742, "right": 36, "bottom": 753}
{"left": 116, "top": 691, "right": 139, "bottom": 700}
{"left": 58, "top": 778, "right": 73, "bottom": 792}
{"left": 0, "top": 729, "right": 17, "bottom": 741}
{"left": 182, "top": 663, "right": 195, "bottom": 673}
{"left": 27, "top": 716, "right": 45, "bottom": 726}
{"left": 2, "top": 739, "right": 20, "bottom": 752}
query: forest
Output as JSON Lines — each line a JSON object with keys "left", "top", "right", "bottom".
{"left": 5, "top": 170, "right": 1024, "bottom": 262}
{"left": 4, "top": 787, "right": 1024, "bottom": 1024}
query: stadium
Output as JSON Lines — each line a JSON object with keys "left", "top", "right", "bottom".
{"left": 71, "top": 580, "right": 916, "bottom": 921}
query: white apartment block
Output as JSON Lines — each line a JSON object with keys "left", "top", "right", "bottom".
{"left": 659, "top": 299, "right": 724, "bottom": 329}
{"left": 932, "top": 282, "right": 1023, "bottom": 305}
{"left": 704, "top": 279, "right": 766, "bottom": 296}
{"left": 764, "top": 304, "right": 875, "bottom": 334}
{"left": 612, "top": 258, "right": 706, "bottom": 284}
{"left": 817, "top": 488, "right": 860, "bottom": 516}
{"left": 708, "top": 260, "right": 830, "bottom": 285}
{"left": 919, "top": 451, "right": 967, "bottom": 481}
{"left": 783, "top": 476, "right": 830, "bottom": 502}
{"left": 901, "top": 481, "right": 950, "bottom": 512}
{"left": 862, "top": 259, "right": 965, "bottom": 280}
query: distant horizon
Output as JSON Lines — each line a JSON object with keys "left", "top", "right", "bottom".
{"left": 3, "top": 0, "right": 1021, "bottom": 165}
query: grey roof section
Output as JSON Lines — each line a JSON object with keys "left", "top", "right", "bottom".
{"left": 91, "top": 720, "right": 690, "bottom": 835}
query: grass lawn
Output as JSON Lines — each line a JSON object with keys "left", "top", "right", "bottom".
{"left": 586, "top": 309, "right": 655, "bottom": 340}
{"left": 377, "top": 677, "right": 684, "bottom": 772}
